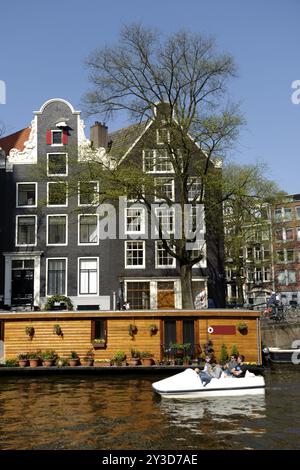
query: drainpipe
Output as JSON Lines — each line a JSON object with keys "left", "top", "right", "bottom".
{"left": 112, "top": 291, "right": 116, "bottom": 311}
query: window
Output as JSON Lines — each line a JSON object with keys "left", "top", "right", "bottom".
{"left": 286, "top": 228, "right": 293, "bottom": 241}
{"left": 155, "top": 178, "right": 174, "bottom": 201}
{"left": 191, "top": 240, "right": 206, "bottom": 268}
{"left": 79, "top": 215, "right": 98, "bottom": 244}
{"left": 79, "top": 258, "right": 98, "bottom": 295}
{"left": 125, "top": 241, "right": 145, "bottom": 268}
{"left": 47, "top": 153, "right": 67, "bottom": 176}
{"left": 47, "top": 259, "right": 66, "bottom": 296}
{"left": 277, "top": 269, "right": 296, "bottom": 285}
{"left": 17, "top": 183, "right": 37, "bottom": 207}
{"left": 296, "top": 206, "right": 300, "bottom": 219}
{"left": 78, "top": 181, "right": 99, "bottom": 206}
{"left": 264, "top": 267, "right": 271, "bottom": 281}
{"left": 126, "top": 282, "right": 150, "bottom": 309}
{"left": 297, "top": 228, "right": 300, "bottom": 241}
{"left": 125, "top": 208, "right": 145, "bottom": 234}
{"left": 287, "top": 249, "right": 294, "bottom": 263}
{"left": 254, "top": 268, "right": 262, "bottom": 282}
{"left": 47, "top": 215, "right": 67, "bottom": 245}
{"left": 187, "top": 178, "right": 202, "bottom": 201}
{"left": 16, "top": 216, "right": 36, "bottom": 246}
{"left": 155, "top": 241, "right": 176, "bottom": 268}
{"left": 52, "top": 130, "right": 62, "bottom": 145}
{"left": 288, "top": 270, "right": 296, "bottom": 284}
{"left": 47, "top": 182, "right": 67, "bottom": 206}
{"left": 276, "top": 250, "right": 284, "bottom": 263}
{"left": 92, "top": 319, "right": 106, "bottom": 341}
{"left": 263, "top": 248, "right": 270, "bottom": 261}
{"left": 283, "top": 208, "right": 292, "bottom": 220}
{"left": 143, "top": 149, "right": 173, "bottom": 173}
{"left": 156, "top": 127, "right": 170, "bottom": 145}
{"left": 155, "top": 207, "right": 174, "bottom": 236}
{"left": 274, "top": 208, "right": 282, "bottom": 221}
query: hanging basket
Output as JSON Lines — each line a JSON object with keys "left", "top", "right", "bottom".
{"left": 128, "top": 323, "right": 138, "bottom": 339}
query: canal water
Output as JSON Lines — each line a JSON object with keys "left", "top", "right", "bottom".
{"left": 0, "top": 367, "right": 299, "bottom": 450}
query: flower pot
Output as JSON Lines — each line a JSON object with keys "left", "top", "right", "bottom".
{"left": 141, "top": 357, "right": 154, "bottom": 366}
{"left": 29, "top": 359, "right": 40, "bottom": 368}
{"left": 93, "top": 342, "right": 106, "bottom": 349}
{"left": 127, "top": 358, "right": 140, "bottom": 367}
{"left": 69, "top": 359, "right": 79, "bottom": 366}
{"left": 43, "top": 359, "right": 55, "bottom": 367}
{"left": 94, "top": 361, "right": 111, "bottom": 367}
{"left": 18, "top": 360, "right": 28, "bottom": 368}
{"left": 83, "top": 359, "right": 94, "bottom": 366}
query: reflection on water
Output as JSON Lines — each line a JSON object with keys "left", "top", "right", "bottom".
{"left": 0, "top": 368, "right": 299, "bottom": 450}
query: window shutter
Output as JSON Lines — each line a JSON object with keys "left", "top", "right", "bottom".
{"left": 62, "top": 130, "right": 68, "bottom": 145}
{"left": 46, "top": 130, "right": 52, "bottom": 145}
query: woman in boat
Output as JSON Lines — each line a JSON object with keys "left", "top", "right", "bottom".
{"left": 231, "top": 355, "right": 247, "bottom": 377}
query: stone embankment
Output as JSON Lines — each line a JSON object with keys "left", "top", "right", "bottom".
{"left": 261, "top": 322, "right": 300, "bottom": 348}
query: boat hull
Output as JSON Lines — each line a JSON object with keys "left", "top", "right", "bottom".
{"left": 152, "top": 368, "right": 265, "bottom": 399}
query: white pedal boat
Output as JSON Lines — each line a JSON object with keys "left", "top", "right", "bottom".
{"left": 152, "top": 368, "right": 265, "bottom": 399}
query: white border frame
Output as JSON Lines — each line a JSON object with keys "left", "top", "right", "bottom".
{"left": 46, "top": 214, "right": 68, "bottom": 246}
{"left": 77, "top": 256, "right": 99, "bottom": 296}
{"left": 154, "top": 206, "right": 175, "bottom": 235}
{"left": 142, "top": 149, "right": 174, "bottom": 174}
{"left": 78, "top": 181, "right": 99, "bottom": 207}
{"left": 47, "top": 152, "right": 68, "bottom": 177}
{"left": 124, "top": 240, "right": 146, "bottom": 269}
{"left": 78, "top": 214, "right": 99, "bottom": 246}
{"left": 47, "top": 181, "right": 68, "bottom": 207}
{"left": 51, "top": 129, "right": 63, "bottom": 146}
{"left": 46, "top": 257, "right": 68, "bottom": 297}
{"left": 155, "top": 241, "right": 176, "bottom": 269}
{"left": 124, "top": 207, "right": 146, "bottom": 235}
{"left": 154, "top": 177, "right": 175, "bottom": 202}
{"left": 16, "top": 182, "right": 38, "bottom": 208}
{"left": 15, "top": 214, "right": 37, "bottom": 247}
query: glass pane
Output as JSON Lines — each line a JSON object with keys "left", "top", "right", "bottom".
{"left": 48, "top": 183, "right": 67, "bottom": 205}
{"left": 18, "top": 184, "right": 36, "bottom": 206}
{"left": 52, "top": 131, "right": 62, "bottom": 144}
{"left": 164, "top": 320, "right": 176, "bottom": 348}
{"left": 48, "top": 154, "right": 66, "bottom": 175}
{"left": 48, "top": 216, "right": 66, "bottom": 244}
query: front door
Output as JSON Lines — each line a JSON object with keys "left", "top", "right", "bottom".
{"left": 157, "top": 281, "right": 175, "bottom": 309}
{"left": 11, "top": 260, "right": 34, "bottom": 306}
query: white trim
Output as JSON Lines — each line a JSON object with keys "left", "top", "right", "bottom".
{"left": 78, "top": 181, "right": 99, "bottom": 207}
{"left": 119, "top": 120, "right": 154, "bottom": 164}
{"left": 46, "top": 257, "right": 68, "bottom": 297}
{"left": 154, "top": 206, "right": 175, "bottom": 235}
{"left": 47, "top": 152, "right": 68, "bottom": 177}
{"left": 124, "top": 207, "right": 146, "bottom": 235}
{"left": 78, "top": 213, "right": 99, "bottom": 245}
{"left": 51, "top": 129, "right": 63, "bottom": 146}
{"left": 154, "top": 177, "right": 175, "bottom": 202}
{"left": 47, "top": 181, "right": 68, "bottom": 207}
{"left": 35, "top": 98, "right": 79, "bottom": 115}
{"left": 156, "top": 127, "right": 170, "bottom": 145}
{"left": 16, "top": 182, "right": 38, "bottom": 208}
{"left": 77, "top": 257, "right": 99, "bottom": 296}
{"left": 124, "top": 240, "right": 146, "bottom": 269}
{"left": 15, "top": 214, "right": 37, "bottom": 247}
{"left": 46, "top": 214, "right": 68, "bottom": 246}
{"left": 155, "top": 240, "right": 176, "bottom": 269}
{"left": 142, "top": 149, "right": 174, "bottom": 174}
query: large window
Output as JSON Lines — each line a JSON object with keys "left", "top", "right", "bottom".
{"left": 187, "top": 178, "right": 202, "bottom": 201}
{"left": 16, "top": 216, "right": 36, "bottom": 246}
{"left": 47, "top": 215, "right": 67, "bottom": 245}
{"left": 79, "top": 215, "right": 98, "bottom": 244}
{"left": 78, "top": 181, "right": 99, "bottom": 206}
{"left": 125, "top": 241, "right": 145, "bottom": 268}
{"left": 155, "top": 177, "right": 174, "bottom": 201}
{"left": 17, "top": 183, "right": 37, "bottom": 207}
{"left": 143, "top": 149, "right": 173, "bottom": 173}
{"left": 51, "top": 130, "right": 63, "bottom": 145}
{"left": 126, "top": 282, "right": 150, "bottom": 309}
{"left": 47, "top": 153, "right": 67, "bottom": 176}
{"left": 79, "top": 258, "right": 98, "bottom": 295}
{"left": 154, "top": 207, "right": 174, "bottom": 236}
{"left": 47, "top": 182, "right": 67, "bottom": 206}
{"left": 155, "top": 241, "right": 176, "bottom": 268}
{"left": 125, "top": 208, "right": 145, "bottom": 234}
{"left": 47, "top": 258, "right": 66, "bottom": 296}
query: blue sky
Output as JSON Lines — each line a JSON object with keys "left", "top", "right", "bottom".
{"left": 0, "top": 0, "right": 299, "bottom": 193}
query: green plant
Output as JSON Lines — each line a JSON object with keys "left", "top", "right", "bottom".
{"left": 131, "top": 348, "right": 140, "bottom": 358}
{"left": 230, "top": 344, "right": 239, "bottom": 357}
{"left": 94, "top": 358, "right": 111, "bottom": 363}
{"left": 128, "top": 323, "right": 138, "bottom": 338}
{"left": 84, "top": 350, "right": 94, "bottom": 359}
{"left": 44, "top": 295, "right": 74, "bottom": 311}
{"left": 53, "top": 324, "right": 63, "bottom": 336}
{"left": 28, "top": 350, "right": 41, "bottom": 359}
{"left": 69, "top": 351, "right": 79, "bottom": 359}
{"left": 140, "top": 351, "right": 153, "bottom": 358}
{"left": 17, "top": 352, "right": 29, "bottom": 360}
{"left": 56, "top": 357, "right": 69, "bottom": 367}
{"left": 237, "top": 321, "right": 248, "bottom": 332}
{"left": 41, "top": 350, "right": 57, "bottom": 360}
{"left": 4, "top": 359, "right": 19, "bottom": 367}
{"left": 149, "top": 324, "right": 158, "bottom": 336}
{"left": 219, "top": 344, "right": 228, "bottom": 364}
{"left": 25, "top": 325, "right": 35, "bottom": 337}
{"left": 112, "top": 350, "right": 126, "bottom": 362}
{"left": 93, "top": 338, "right": 106, "bottom": 344}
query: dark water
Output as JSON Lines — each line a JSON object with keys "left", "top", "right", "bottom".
{"left": 0, "top": 368, "right": 299, "bottom": 450}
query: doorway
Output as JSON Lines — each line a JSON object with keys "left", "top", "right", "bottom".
{"left": 11, "top": 260, "right": 34, "bottom": 306}
{"left": 157, "top": 281, "right": 175, "bottom": 309}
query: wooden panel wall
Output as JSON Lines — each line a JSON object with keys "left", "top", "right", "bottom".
{"left": 198, "top": 318, "right": 259, "bottom": 363}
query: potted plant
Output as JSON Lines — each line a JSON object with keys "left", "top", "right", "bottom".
{"left": 127, "top": 349, "right": 140, "bottom": 366}
{"left": 92, "top": 338, "right": 106, "bottom": 349}
{"left": 140, "top": 351, "right": 154, "bottom": 366}
{"left": 82, "top": 350, "right": 94, "bottom": 366}
{"left": 41, "top": 350, "right": 57, "bottom": 367}
{"left": 128, "top": 323, "right": 138, "bottom": 339}
{"left": 149, "top": 324, "right": 158, "bottom": 336}
{"left": 68, "top": 351, "right": 80, "bottom": 366}
{"left": 25, "top": 325, "right": 35, "bottom": 339}
{"left": 94, "top": 359, "right": 112, "bottom": 367}
{"left": 28, "top": 350, "right": 41, "bottom": 367}
{"left": 237, "top": 322, "right": 248, "bottom": 334}
{"left": 53, "top": 324, "right": 63, "bottom": 337}
{"left": 112, "top": 350, "right": 127, "bottom": 366}
{"left": 17, "top": 352, "right": 29, "bottom": 368}
{"left": 44, "top": 295, "right": 74, "bottom": 311}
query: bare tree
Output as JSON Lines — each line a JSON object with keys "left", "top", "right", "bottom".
{"left": 81, "top": 24, "right": 244, "bottom": 308}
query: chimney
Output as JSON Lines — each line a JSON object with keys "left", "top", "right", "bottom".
{"left": 90, "top": 121, "right": 108, "bottom": 149}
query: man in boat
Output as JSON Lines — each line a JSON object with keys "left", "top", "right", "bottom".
{"left": 231, "top": 355, "right": 247, "bottom": 377}
{"left": 223, "top": 354, "right": 238, "bottom": 376}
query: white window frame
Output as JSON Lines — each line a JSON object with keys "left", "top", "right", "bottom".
{"left": 155, "top": 241, "right": 176, "bottom": 269}
{"left": 51, "top": 130, "right": 63, "bottom": 146}
{"left": 47, "top": 152, "right": 68, "bottom": 177}
{"left": 124, "top": 207, "right": 146, "bottom": 235}
{"left": 78, "top": 257, "right": 99, "bottom": 296}
{"left": 154, "top": 177, "right": 175, "bottom": 202}
{"left": 142, "top": 149, "right": 174, "bottom": 174}
{"left": 125, "top": 240, "right": 145, "bottom": 269}
{"left": 156, "top": 128, "right": 170, "bottom": 145}
{"left": 47, "top": 182, "right": 68, "bottom": 207}
{"left": 78, "top": 214, "right": 99, "bottom": 245}
{"left": 46, "top": 257, "right": 68, "bottom": 297}
{"left": 78, "top": 181, "right": 99, "bottom": 207}
{"left": 295, "top": 206, "right": 300, "bottom": 220}
{"left": 16, "top": 182, "right": 38, "bottom": 208}
{"left": 46, "top": 214, "right": 68, "bottom": 246}
{"left": 187, "top": 177, "right": 202, "bottom": 202}
{"left": 154, "top": 207, "right": 175, "bottom": 236}
{"left": 15, "top": 215, "right": 37, "bottom": 247}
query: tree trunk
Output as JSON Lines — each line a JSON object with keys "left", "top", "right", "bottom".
{"left": 180, "top": 264, "right": 194, "bottom": 309}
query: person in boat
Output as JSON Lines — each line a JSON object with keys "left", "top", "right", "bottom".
{"left": 223, "top": 354, "right": 238, "bottom": 376}
{"left": 196, "top": 356, "right": 222, "bottom": 386}
{"left": 231, "top": 355, "right": 247, "bottom": 378}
